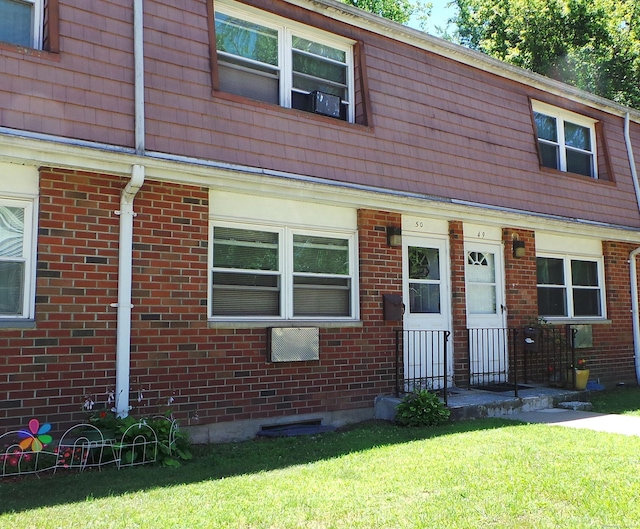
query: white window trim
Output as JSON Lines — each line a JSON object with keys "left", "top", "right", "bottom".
{"left": 29, "top": 0, "right": 43, "bottom": 49}
{"left": 532, "top": 100, "right": 598, "bottom": 179}
{"left": 537, "top": 252, "right": 606, "bottom": 320}
{"left": 215, "top": 0, "right": 355, "bottom": 123}
{"left": 0, "top": 196, "right": 37, "bottom": 320}
{"left": 209, "top": 221, "right": 359, "bottom": 322}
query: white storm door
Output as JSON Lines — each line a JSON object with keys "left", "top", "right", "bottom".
{"left": 402, "top": 237, "right": 451, "bottom": 390}
{"left": 465, "top": 241, "right": 507, "bottom": 385}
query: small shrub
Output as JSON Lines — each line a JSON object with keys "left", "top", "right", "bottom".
{"left": 89, "top": 413, "right": 192, "bottom": 466}
{"left": 395, "top": 390, "right": 450, "bottom": 427}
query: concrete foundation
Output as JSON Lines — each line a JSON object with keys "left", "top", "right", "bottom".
{"left": 184, "top": 406, "right": 375, "bottom": 444}
{"left": 184, "top": 386, "right": 593, "bottom": 444}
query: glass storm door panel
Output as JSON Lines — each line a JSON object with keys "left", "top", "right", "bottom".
{"left": 465, "top": 242, "right": 507, "bottom": 385}
{"left": 402, "top": 237, "right": 451, "bottom": 390}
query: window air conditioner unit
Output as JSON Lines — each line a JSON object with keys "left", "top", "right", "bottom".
{"left": 310, "top": 91, "right": 341, "bottom": 118}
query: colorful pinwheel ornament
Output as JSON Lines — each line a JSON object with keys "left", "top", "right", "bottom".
{"left": 18, "top": 419, "right": 53, "bottom": 452}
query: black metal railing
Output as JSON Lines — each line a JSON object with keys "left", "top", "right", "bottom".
{"left": 395, "top": 330, "right": 450, "bottom": 404}
{"left": 521, "top": 325, "right": 577, "bottom": 387}
{"left": 394, "top": 325, "right": 576, "bottom": 400}
{"left": 467, "top": 328, "right": 520, "bottom": 397}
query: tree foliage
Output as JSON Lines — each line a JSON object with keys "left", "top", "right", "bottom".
{"left": 341, "top": 0, "right": 432, "bottom": 29}
{"left": 450, "top": 0, "right": 640, "bottom": 109}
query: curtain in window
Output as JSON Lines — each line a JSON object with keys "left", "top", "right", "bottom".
{"left": 0, "top": 206, "right": 25, "bottom": 314}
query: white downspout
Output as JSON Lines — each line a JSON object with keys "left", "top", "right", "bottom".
{"left": 115, "top": 165, "right": 145, "bottom": 416}
{"left": 625, "top": 112, "right": 640, "bottom": 384}
{"left": 630, "top": 247, "right": 640, "bottom": 385}
{"left": 115, "top": 0, "right": 146, "bottom": 416}
{"left": 134, "top": 0, "right": 145, "bottom": 156}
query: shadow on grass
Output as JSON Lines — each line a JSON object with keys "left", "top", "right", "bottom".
{"left": 0, "top": 417, "right": 522, "bottom": 514}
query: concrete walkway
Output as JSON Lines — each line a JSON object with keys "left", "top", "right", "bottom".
{"left": 503, "top": 408, "right": 640, "bottom": 437}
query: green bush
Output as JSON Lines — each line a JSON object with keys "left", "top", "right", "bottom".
{"left": 88, "top": 413, "right": 192, "bottom": 466}
{"left": 395, "top": 390, "right": 450, "bottom": 427}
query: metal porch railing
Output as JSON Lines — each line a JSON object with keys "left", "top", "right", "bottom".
{"left": 468, "top": 327, "right": 520, "bottom": 397}
{"left": 395, "top": 325, "right": 577, "bottom": 400}
{"left": 395, "top": 330, "right": 451, "bottom": 404}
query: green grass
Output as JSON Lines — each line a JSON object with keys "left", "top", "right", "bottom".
{"left": 2, "top": 414, "right": 640, "bottom": 528}
{"left": 590, "top": 385, "right": 640, "bottom": 416}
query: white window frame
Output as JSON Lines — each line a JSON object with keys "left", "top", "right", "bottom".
{"left": 214, "top": 0, "right": 355, "bottom": 123}
{"left": 0, "top": 197, "right": 37, "bottom": 320}
{"left": 209, "top": 221, "right": 359, "bottom": 322}
{"left": 532, "top": 100, "right": 598, "bottom": 178}
{"left": 1, "top": 0, "right": 43, "bottom": 49}
{"left": 536, "top": 253, "right": 606, "bottom": 320}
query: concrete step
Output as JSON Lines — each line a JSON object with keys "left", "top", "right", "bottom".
{"left": 375, "top": 386, "right": 590, "bottom": 422}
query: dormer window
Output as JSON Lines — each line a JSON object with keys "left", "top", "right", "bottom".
{"left": 0, "top": 0, "right": 43, "bottom": 49}
{"left": 532, "top": 101, "right": 597, "bottom": 178}
{"left": 214, "top": 0, "right": 354, "bottom": 122}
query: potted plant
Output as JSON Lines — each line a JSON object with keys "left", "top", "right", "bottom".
{"left": 573, "top": 358, "right": 590, "bottom": 390}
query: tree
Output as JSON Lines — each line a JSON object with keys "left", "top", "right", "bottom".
{"left": 341, "top": 0, "right": 432, "bottom": 29}
{"left": 450, "top": 0, "right": 640, "bottom": 109}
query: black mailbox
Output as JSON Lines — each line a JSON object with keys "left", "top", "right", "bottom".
{"left": 383, "top": 294, "right": 404, "bottom": 321}
{"left": 523, "top": 326, "right": 538, "bottom": 352}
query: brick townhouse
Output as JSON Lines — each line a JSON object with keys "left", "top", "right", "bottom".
{"left": 1, "top": 0, "right": 640, "bottom": 441}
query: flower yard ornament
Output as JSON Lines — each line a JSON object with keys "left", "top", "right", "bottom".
{"left": 18, "top": 419, "right": 53, "bottom": 452}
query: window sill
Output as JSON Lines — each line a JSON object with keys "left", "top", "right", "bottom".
{"left": 538, "top": 166, "right": 613, "bottom": 185}
{"left": 208, "top": 319, "right": 364, "bottom": 329}
{"left": 211, "top": 90, "right": 373, "bottom": 132}
{"left": 0, "top": 42, "right": 60, "bottom": 62}
{"left": 539, "top": 318, "right": 611, "bottom": 325}
{"left": 0, "top": 319, "right": 36, "bottom": 329}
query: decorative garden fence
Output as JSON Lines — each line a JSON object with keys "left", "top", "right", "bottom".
{"left": 0, "top": 416, "right": 180, "bottom": 478}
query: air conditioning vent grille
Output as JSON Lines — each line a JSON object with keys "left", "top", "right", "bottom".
{"left": 269, "top": 327, "right": 319, "bottom": 362}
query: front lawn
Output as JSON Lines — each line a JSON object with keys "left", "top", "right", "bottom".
{"left": 589, "top": 385, "right": 640, "bottom": 416}
{"left": 2, "top": 416, "right": 640, "bottom": 528}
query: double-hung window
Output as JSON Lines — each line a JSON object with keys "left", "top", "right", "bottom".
{"left": 0, "top": 198, "right": 35, "bottom": 319}
{"left": 214, "top": 0, "right": 354, "bottom": 122}
{"left": 532, "top": 101, "right": 597, "bottom": 178}
{"left": 537, "top": 255, "right": 604, "bottom": 318}
{"left": 0, "top": 0, "right": 43, "bottom": 48}
{"left": 211, "top": 224, "right": 356, "bottom": 320}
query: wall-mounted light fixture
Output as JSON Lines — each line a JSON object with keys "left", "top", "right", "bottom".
{"left": 386, "top": 226, "right": 402, "bottom": 248}
{"left": 513, "top": 239, "right": 526, "bottom": 258}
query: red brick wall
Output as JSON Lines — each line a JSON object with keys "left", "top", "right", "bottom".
{"left": 2, "top": 169, "right": 639, "bottom": 433}
{"left": 503, "top": 228, "right": 537, "bottom": 328}
{"left": 499, "top": 233, "right": 638, "bottom": 386}
{"left": 448, "top": 220, "right": 468, "bottom": 386}
{"left": 595, "top": 241, "right": 637, "bottom": 385}
{"left": 0, "top": 176, "right": 402, "bottom": 431}
{"left": 0, "top": 169, "right": 123, "bottom": 431}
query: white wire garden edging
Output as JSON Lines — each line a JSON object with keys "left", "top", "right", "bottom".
{"left": 0, "top": 416, "right": 179, "bottom": 478}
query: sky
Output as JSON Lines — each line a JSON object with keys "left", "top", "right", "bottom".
{"left": 417, "top": 0, "right": 457, "bottom": 35}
